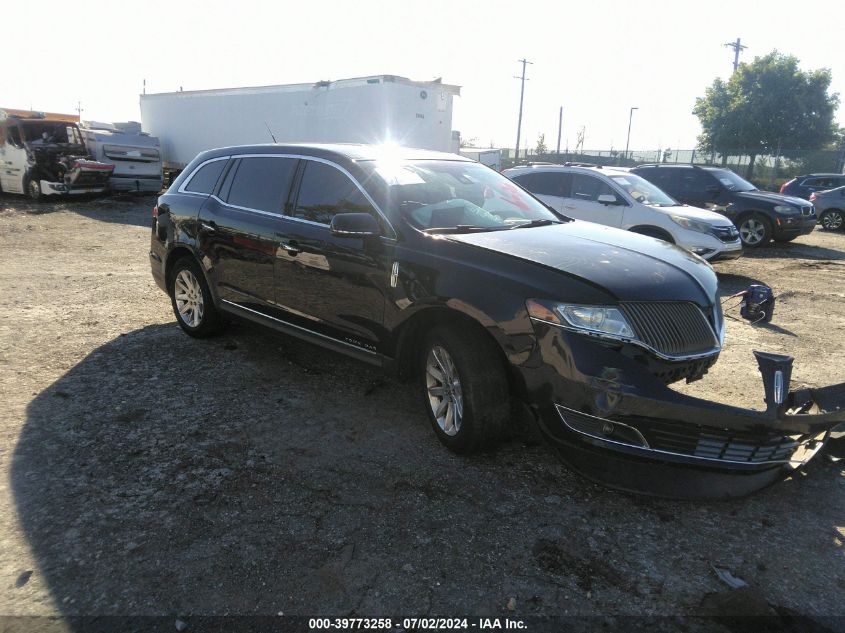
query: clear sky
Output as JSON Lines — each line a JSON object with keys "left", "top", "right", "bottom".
{"left": 4, "top": 0, "right": 843, "bottom": 152}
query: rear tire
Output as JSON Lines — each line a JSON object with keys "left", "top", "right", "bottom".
{"left": 420, "top": 325, "right": 510, "bottom": 453}
{"left": 819, "top": 209, "right": 844, "bottom": 231}
{"left": 737, "top": 213, "right": 772, "bottom": 247}
{"left": 169, "top": 257, "right": 224, "bottom": 338}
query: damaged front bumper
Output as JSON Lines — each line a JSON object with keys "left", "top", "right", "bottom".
{"left": 523, "top": 323, "right": 845, "bottom": 499}
{"left": 37, "top": 158, "right": 113, "bottom": 196}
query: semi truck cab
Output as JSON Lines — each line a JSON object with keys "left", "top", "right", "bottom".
{"left": 0, "top": 108, "right": 113, "bottom": 200}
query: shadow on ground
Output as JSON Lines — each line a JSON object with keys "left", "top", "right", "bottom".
{"left": 0, "top": 192, "right": 155, "bottom": 227}
{"left": 10, "top": 324, "right": 845, "bottom": 623}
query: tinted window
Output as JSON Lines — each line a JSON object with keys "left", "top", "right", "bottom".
{"left": 226, "top": 157, "right": 296, "bottom": 213}
{"left": 293, "top": 161, "right": 375, "bottom": 224}
{"left": 675, "top": 170, "right": 718, "bottom": 195}
{"left": 184, "top": 159, "right": 227, "bottom": 194}
{"left": 636, "top": 168, "right": 679, "bottom": 192}
{"left": 569, "top": 174, "right": 618, "bottom": 202}
{"left": 533, "top": 172, "right": 571, "bottom": 197}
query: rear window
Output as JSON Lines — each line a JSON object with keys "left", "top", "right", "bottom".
{"left": 184, "top": 159, "right": 227, "bottom": 194}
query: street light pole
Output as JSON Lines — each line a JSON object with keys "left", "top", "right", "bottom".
{"left": 514, "top": 58, "right": 532, "bottom": 162}
{"left": 624, "top": 107, "right": 638, "bottom": 161}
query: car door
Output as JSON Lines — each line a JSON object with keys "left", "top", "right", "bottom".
{"left": 197, "top": 155, "right": 297, "bottom": 315}
{"left": 273, "top": 159, "right": 392, "bottom": 355}
{"left": 0, "top": 125, "right": 27, "bottom": 193}
{"left": 561, "top": 173, "right": 626, "bottom": 227}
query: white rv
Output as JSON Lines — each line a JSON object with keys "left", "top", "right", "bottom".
{"left": 0, "top": 108, "right": 113, "bottom": 200}
{"left": 140, "top": 75, "right": 461, "bottom": 179}
{"left": 81, "top": 122, "right": 163, "bottom": 193}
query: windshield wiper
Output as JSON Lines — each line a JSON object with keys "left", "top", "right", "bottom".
{"left": 508, "top": 218, "right": 562, "bottom": 229}
{"left": 424, "top": 224, "right": 509, "bottom": 234}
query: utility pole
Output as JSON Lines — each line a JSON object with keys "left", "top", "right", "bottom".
{"left": 76, "top": 101, "right": 83, "bottom": 121}
{"left": 624, "top": 107, "right": 638, "bottom": 161}
{"left": 723, "top": 38, "right": 747, "bottom": 73}
{"left": 513, "top": 58, "right": 532, "bottom": 162}
{"left": 556, "top": 106, "right": 563, "bottom": 154}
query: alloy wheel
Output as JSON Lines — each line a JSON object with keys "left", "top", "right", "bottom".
{"left": 739, "top": 218, "right": 766, "bottom": 245}
{"left": 425, "top": 345, "right": 464, "bottom": 436}
{"left": 821, "top": 211, "right": 844, "bottom": 230}
{"left": 174, "top": 269, "right": 204, "bottom": 328}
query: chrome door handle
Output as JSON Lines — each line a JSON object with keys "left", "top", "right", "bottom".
{"left": 200, "top": 222, "right": 217, "bottom": 233}
{"left": 280, "top": 241, "right": 301, "bottom": 255}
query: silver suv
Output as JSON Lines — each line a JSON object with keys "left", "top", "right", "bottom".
{"left": 504, "top": 164, "right": 742, "bottom": 261}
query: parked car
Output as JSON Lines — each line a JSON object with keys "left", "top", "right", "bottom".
{"left": 780, "top": 173, "right": 845, "bottom": 200}
{"left": 150, "top": 144, "right": 845, "bottom": 498}
{"left": 631, "top": 164, "right": 817, "bottom": 247}
{"left": 810, "top": 185, "right": 845, "bottom": 230}
{"left": 503, "top": 164, "right": 742, "bottom": 261}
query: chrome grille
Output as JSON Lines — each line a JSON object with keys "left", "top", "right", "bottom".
{"left": 800, "top": 205, "right": 814, "bottom": 216}
{"left": 644, "top": 422, "right": 802, "bottom": 464}
{"left": 621, "top": 301, "right": 718, "bottom": 357}
{"left": 710, "top": 225, "right": 740, "bottom": 242}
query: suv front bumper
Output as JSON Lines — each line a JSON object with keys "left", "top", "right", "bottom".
{"left": 521, "top": 322, "right": 845, "bottom": 498}
{"left": 772, "top": 213, "right": 817, "bottom": 239}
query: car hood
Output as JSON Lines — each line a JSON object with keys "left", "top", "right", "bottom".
{"left": 733, "top": 189, "right": 808, "bottom": 207}
{"left": 447, "top": 220, "right": 718, "bottom": 303}
{"left": 655, "top": 204, "right": 735, "bottom": 226}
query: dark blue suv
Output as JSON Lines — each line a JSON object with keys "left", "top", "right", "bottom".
{"left": 780, "top": 173, "right": 845, "bottom": 200}
{"left": 632, "top": 164, "right": 817, "bottom": 247}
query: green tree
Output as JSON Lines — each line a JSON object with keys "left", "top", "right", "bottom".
{"left": 535, "top": 133, "right": 548, "bottom": 155}
{"left": 693, "top": 51, "right": 839, "bottom": 178}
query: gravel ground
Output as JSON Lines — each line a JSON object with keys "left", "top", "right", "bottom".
{"left": 0, "top": 194, "right": 843, "bottom": 629}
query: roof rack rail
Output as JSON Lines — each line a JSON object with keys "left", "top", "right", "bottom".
{"left": 636, "top": 163, "right": 703, "bottom": 169}
{"left": 562, "top": 161, "right": 600, "bottom": 168}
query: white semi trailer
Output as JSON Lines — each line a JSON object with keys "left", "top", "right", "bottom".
{"left": 140, "top": 75, "right": 461, "bottom": 179}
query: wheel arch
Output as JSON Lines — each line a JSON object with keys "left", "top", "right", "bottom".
{"left": 392, "top": 306, "right": 524, "bottom": 396}
{"left": 735, "top": 209, "right": 771, "bottom": 225}
{"left": 164, "top": 246, "right": 219, "bottom": 305}
{"left": 628, "top": 225, "right": 675, "bottom": 243}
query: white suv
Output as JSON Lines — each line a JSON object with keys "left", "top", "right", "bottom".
{"left": 504, "top": 164, "right": 743, "bottom": 261}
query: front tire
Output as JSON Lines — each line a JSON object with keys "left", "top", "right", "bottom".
{"left": 737, "top": 213, "right": 772, "bottom": 247}
{"left": 420, "top": 325, "right": 510, "bottom": 453}
{"left": 819, "top": 209, "right": 844, "bottom": 231}
{"left": 169, "top": 258, "right": 223, "bottom": 338}
{"left": 26, "top": 178, "right": 42, "bottom": 202}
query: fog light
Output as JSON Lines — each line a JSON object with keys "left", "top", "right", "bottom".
{"left": 690, "top": 247, "right": 714, "bottom": 256}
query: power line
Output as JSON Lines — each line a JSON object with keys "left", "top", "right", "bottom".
{"left": 723, "top": 38, "right": 747, "bottom": 73}
{"left": 513, "top": 58, "right": 532, "bottom": 162}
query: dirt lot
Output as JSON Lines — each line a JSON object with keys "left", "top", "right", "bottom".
{"left": 0, "top": 194, "right": 843, "bottom": 629}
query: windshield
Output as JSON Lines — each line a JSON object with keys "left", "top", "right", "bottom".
{"left": 22, "top": 121, "right": 84, "bottom": 146}
{"left": 375, "top": 160, "right": 562, "bottom": 232}
{"left": 608, "top": 173, "right": 677, "bottom": 207}
{"left": 711, "top": 169, "right": 756, "bottom": 192}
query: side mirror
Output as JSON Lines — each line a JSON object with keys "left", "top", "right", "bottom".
{"left": 597, "top": 194, "right": 621, "bottom": 205}
{"left": 330, "top": 212, "right": 381, "bottom": 238}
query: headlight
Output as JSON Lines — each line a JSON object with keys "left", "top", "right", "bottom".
{"left": 670, "top": 215, "right": 715, "bottom": 234}
{"left": 526, "top": 300, "right": 635, "bottom": 338}
{"left": 773, "top": 205, "right": 797, "bottom": 214}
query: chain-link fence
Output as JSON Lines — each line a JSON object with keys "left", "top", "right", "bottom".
{"left": 500, "top": 147, "right": 845, "bottom": 191}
